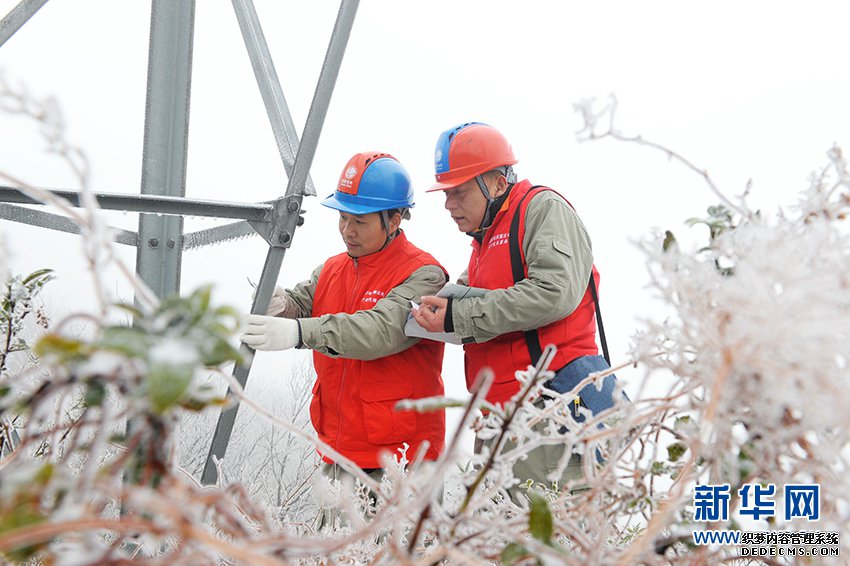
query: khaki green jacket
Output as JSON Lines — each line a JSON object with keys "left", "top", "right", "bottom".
{"left": 278, "top": 262, "right": 446, "bottom": 360}
{"left": 452, "top": 189, "right": 594, "bottom": 344}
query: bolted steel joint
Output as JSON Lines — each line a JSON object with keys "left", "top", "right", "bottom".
{"left": 248, "top": 194, "right": 305, "bottom": 248}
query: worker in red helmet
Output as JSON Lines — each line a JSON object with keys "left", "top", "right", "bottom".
{"left": 413, "top": 123, "right": 624, "bottom": 501}
{"left": 240, "top": 152, "right": 447, "bottom": 498}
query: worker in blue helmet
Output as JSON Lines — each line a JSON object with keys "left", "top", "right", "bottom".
{"left": 320, "top": 151, "right": 415, "bottom": 253}
{"left": 240, "top": 153, "right": 448, "bottom": 517}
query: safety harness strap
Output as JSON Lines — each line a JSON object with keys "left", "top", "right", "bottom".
{"left": 507, "top": 185, "right": 610, "bottom": 365}
{"left": 508, "top": 187, "right": 545, "bottom": 365}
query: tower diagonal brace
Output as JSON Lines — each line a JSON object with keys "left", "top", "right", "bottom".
{"left": 201, "top": 0, "right": 360, "bottom": 486}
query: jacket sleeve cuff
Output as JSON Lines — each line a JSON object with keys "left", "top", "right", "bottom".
{"left": 449, "top": 298, "right": 477, "bottom": 341}
{"left": 296, "top": 317, "right": 322, "bottom": 349}
{"left": 444, "top": 297, "right": 454, "bottom": 332}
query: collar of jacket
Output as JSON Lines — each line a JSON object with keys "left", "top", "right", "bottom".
{"left": 467, "top": 183, "right": 515, "bottom": 243}
{"left": 347, "top": 229, "right": 407, "bottom": 266}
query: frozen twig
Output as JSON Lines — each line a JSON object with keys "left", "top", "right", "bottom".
{"left": 575, "top": 94, "right": 750, "bottom": 217}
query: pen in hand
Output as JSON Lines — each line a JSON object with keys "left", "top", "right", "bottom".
{"left": 410, "top": 300, "right": 437, "bottom": 313}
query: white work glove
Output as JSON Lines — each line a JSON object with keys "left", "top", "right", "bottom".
{"left": 265, "top": 285, "right": 290, "bottom": 317}
{"left": 240, "top": 314, "right": 301, "bottom": 351}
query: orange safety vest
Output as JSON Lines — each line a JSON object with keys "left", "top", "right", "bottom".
{"left": 464, "top": 181, "right": 600, "bottom": 405}
{"left": 310, "top": 231, "right": 446, "bottom": 468}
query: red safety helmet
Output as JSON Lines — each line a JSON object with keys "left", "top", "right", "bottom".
{"left": 428, "top": 122, "right": 517, "bottom": 192}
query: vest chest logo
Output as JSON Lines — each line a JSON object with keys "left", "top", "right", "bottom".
{"left": 360, "top": 289, "right": 387, "bottom": 306}
{"left": 486, "top": 232, "right": 509, "bottom": 250}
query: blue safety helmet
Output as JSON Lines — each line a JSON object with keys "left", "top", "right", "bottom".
{"left": 321, "top": 152, "right": 415, "bottom": 214}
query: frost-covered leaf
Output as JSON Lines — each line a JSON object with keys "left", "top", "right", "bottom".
{"left": 662, "top": 230, "right": 677, "bottom": 252}
{"left": 32, "top": 333, "right": 90, "bottom": 361}
{"left": 82, "top": 379, "right": 106, "bottom": 407}
{"left": 22, "top": 268, "right": 54, "bottom": 286}
{"left": 197, "top": 335, "right": 241, "bottom": 366}
{"left": 528, "top": 493, "right": 553, "bottom": 544}
{"left": 147, "top": 364, "right": 193, "bottom": 414}
{"left": 673, "top": 415, "right": 698, "bottom": 437}
{"left": 146, "top": 340, "right": 198, "bottom": 414}
{"left": 666, "top": 441, "right": 687, "bottom": 463}
{"left": 99, "top": 326, "right": 151, "bottom": 358}
{"left": 500, "top": 542, "right": 531, "bottom": 565}
{"left": 0, "top": 463, "right": 54, "bottom": 562}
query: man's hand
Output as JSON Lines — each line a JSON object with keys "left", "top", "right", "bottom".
{"left": 266, "top": 285, "right": 290, "bottom": 317}
{"left": 240, "top": 314, "right": 300, "bottom": 351}
{"left": 257, "top": 285, "right": 290, "bottom": 317}
{"left": 411, "top": 295, "right": 448, "bottom": 333}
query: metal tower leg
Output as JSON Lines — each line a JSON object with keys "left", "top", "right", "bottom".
{"left": 136, "top": 0, "right": 195, "bottom": 300}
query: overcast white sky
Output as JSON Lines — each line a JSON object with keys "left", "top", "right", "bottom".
{"left": 2, "top": 1, "right": 849, "bottom": 437}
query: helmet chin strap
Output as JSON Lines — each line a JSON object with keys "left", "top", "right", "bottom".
{"left": 476, "top": 177, "right": 496, "bottom": 231}
{"left": 379, "top": 208, "right": 406, "bottom": 250}
{"left": 474, "top": 174, "right": 492, "bottom": 201}
{"left": 474, "top": 167, "right": 516, "bottom": 232}
{"left": 474, "top": 174, "right": 496, "bottom": 231}
{"left": 380, "top": 209, "right": 394, "bottom": 246}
